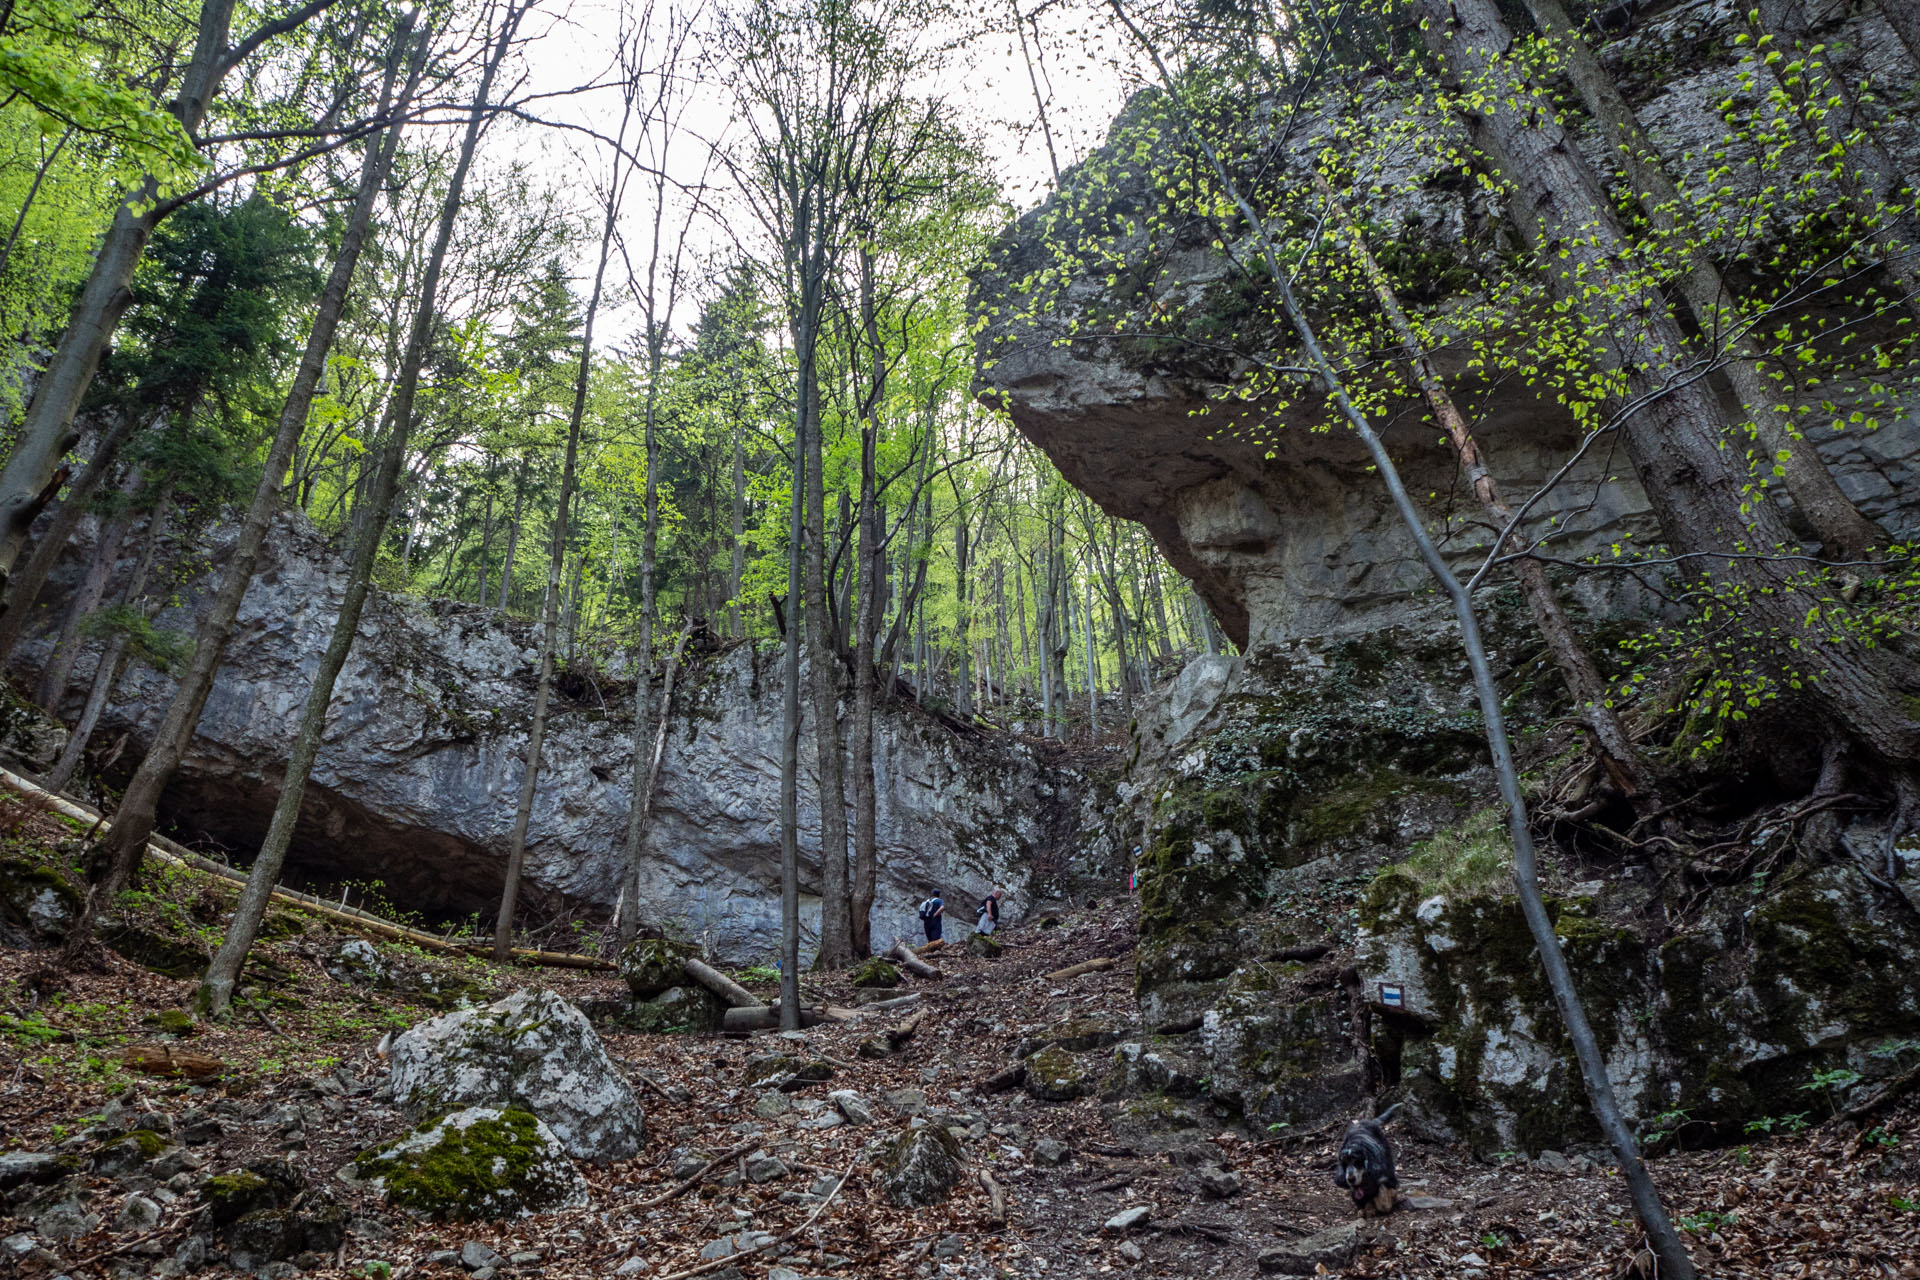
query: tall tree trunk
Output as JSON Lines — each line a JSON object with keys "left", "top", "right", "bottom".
{"left": 498, "top": 460, "right": 526, "bottom": 610}
{"left": 1751, "top": 0, "right": 1920, "bottom": 320}
{"left": 35, "top": 468, "right": 142, "bottom": 713}
{"left": 76, "top": 19, "right": 426, "bottom": 948}
{"left": 476, "top": 484, "right": 494, "bottom": 605}
{"left": 497, "top": 76, "right": 630, "bottom": 961}
{"left": 1081, "top": 576, "right": 1099, "bottom": 736}
{"left": 0, "top": 0, "right": 245, "bottom": 595}
{"left": 953, "top": 512, "right": 972, "bottom": 719}
{"left": 849, "top": 247, "right": 884, "bottom": 959}
{"left": 1425, "top": 0, "right": 1920, "bottom": 768}
{"left": 44, "top": 490, "right": 173, "bottom": 794}
{"left": 0, "top": 412, "right": 140, "bottom": 665}
{"left": 189, "top": 8, "right": 518, "bottom": 1010}
{"left": 806, "top": 343, "right": 852, "bottom": 967}
{"left": 730, "top": 431, "right": 746, "bottom": 636}
{"left": 778, "top": 322, "right": 809, "bottom": 1028}
{"left": 1314, "top": 170, "right": 1660, "bottom": 810}
{"left": 1014, "top": 554, "right": 1032, "bottom": 698}
{"left": 1519, "top": 0, "right": 1885, "bottom": 559}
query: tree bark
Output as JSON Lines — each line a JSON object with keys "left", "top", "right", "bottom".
{"left": 848, "top": 247, "right": 886, "bottom": 958}
{"left": 498, "top": 459, "right": 526, "bottom": 610}
{"left": 729, "top": 431, "right": 746, "bottom": 636}
{"left": 806, "top": 337, "right": 852, "bottom": 965}
{"left": 189, "top": 9, "right": 516, "bottom": 1011}
{"left": 80, "top": 18, "right": 427, "bottom": 949}
{"left": 1519, "top": 0, "right": 1884, "bottom": 559}
{"left": 1874, "top": 0, "right": 1920, "bottom": 67}
{"left": 34, "top": 470, "right": 141, "bottom": 713}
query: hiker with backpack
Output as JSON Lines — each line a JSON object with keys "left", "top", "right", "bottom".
{"left": 976, "top": 887, "right": 1005, "bottom": 935}
{"left": 917, "top": 893, "right": 945, "bottom": 942}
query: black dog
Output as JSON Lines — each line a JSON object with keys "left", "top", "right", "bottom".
{"left": 1334, "top": 1103, "right": 1402, "bottom": 1218}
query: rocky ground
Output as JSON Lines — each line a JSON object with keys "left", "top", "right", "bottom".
{"left": 3, "top": 801, "right": 1918, "bottom": 1280}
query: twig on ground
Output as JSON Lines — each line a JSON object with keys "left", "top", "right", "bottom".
{"left": 634, "top": 1139, "right": 762, "bottom": 1208}
{"left": 654, "top": 1153, "right": 856, "bottom": 1280}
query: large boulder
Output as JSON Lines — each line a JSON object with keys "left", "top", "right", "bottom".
{"left": 877, "top": 1127, "right": 964, "bottom": 1208}
{"left": 388, "top": 987, "right": 643, "bottom": 1162}
{"left": 351, "top": 1106, "right": 587, "bottom": 1221}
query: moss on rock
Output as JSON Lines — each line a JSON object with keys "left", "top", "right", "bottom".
{"left": 849, "top": 958, "right": 901, "bottom": 989}
{"left": 618, "top": 938, "right": 703, "bottom": 1000}
{"left": 353, "top": 1106, "right": 586, "bottom": 1221}
{"left": 1025, "top": 1045, "right": 1094, "bottom": 1101}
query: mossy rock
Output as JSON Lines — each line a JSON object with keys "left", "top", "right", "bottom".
{"left": 1025, "top": 1046, "right": 1093, "bottom": 1102}
{"left": 618, "top": 938, "right": 703, "bottom": 1000}
{"left": 205, "top": 1162, "right": 301, "bottom": 1226}
{"left": 849, "top": 958, "right": 901, "bottom": 989}
{"left": 967, "top": 932, "right": 1003, "bottom": 959}
{"left": 352, "top": 1106, "right": 587, "bottom": 1221}
{"left": 0, "top": 853, "right": 80, "bottom": 946}
{"left": 622, "top": 985, "right": 722, "bottom": 1034}
{"left": 743, "top": 1054, "right": 834, "bottom": 1089}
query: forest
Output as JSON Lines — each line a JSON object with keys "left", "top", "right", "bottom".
{"left": 0, "top": 0, "right": 1917, "bottom": 1277}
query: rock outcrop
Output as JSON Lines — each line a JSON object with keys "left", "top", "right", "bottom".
{"left": 8, "top": 511, "right": 1100, "bottom": 961}
{"left": 973, "top": 0, "right": 1920, "bottom": 1152}
{"left": 975, "top": 0, "right": 1920, "bottom": 654}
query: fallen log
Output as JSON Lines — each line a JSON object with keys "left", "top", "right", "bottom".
{"left": 980, "top": 1169, "right": 1007, "bottom": 1229}
{"left": 914, "top": 938, "right": 946, "bottom": 955}
{"left": 1045, "top": 956, "right": 1115, "bottom": 982}
{"left": 683, "top": 957, "right": 760, "bottom": 1009}
{"left": 122, "top": 1043, "right": 224, "bottom": 1079}
{"left": 858, "top": 1005, "right": 927, "bottom": 1058}
{"left": 859, "top": 993, "right": 922, "bottom": 1014}
{"left": 978, "top": 1062, "right": 1026, "bottom": 1094}
{"left": 721, "top": 1004, "right": 825, "bottom": 1033}
{"left": 886, "top": 939, "right": 942, "bottom": 980}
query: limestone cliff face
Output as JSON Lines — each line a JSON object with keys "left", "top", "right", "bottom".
{"left": 976, "top": 0, "right": 1920, "bottom": 1152}
{"left": 975, "top": 0, "right": 1920, "bottom": 654}
{"left": 12, "top": 514, "right": 1094, "bottom": 962}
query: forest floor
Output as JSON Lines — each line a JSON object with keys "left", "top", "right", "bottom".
{"left": 2, "top": 805, "right": 1918, "bottom": 1280}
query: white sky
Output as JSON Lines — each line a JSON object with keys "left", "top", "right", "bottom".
{"left": 502, "top": 0, "right": 1143, "bottom": 347}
